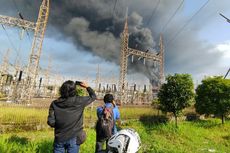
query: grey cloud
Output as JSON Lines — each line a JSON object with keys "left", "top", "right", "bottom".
{"left": 0, "top": 0, "right": 229, "bottom": 84}
{"left": 64, "top": 17, "right": 120, "bottom": 63}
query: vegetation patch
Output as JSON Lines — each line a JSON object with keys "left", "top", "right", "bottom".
{"left": 1, "top": 119, "right": 229, "bottom": 153}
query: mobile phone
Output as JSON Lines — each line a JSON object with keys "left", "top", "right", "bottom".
{"left": 75, "top": 81, "right": 82, "bottom": 85}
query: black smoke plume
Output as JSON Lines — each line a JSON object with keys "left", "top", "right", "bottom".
{"left": 0, "top": 0, "right": 229, "bottom": 86}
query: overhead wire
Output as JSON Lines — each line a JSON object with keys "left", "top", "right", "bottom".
{"left": 10, "top": 0, "right": 32, "bottom": 67}
{"left": 103, "top": 0, "right": 119, "bottom": 50}
{"left": 146, "top": 0, "right": 161, "bottom": 26}
{"left": 0, "top": 50, "right": 14, "bottom": 70}
{"left": 161, "top": 0, "right": 184, "bottom": 33}
{"left": 1, "top": 25, "right": 27, "bottom": 67}
{"left": 112, "top": 0, "right": 118, "bottom": 15}
{"left": 12, "top": 0, "right": 23, "bottom": 39}
{"left": 12, "top": 0, "right": 20, "bottom": 12}
{"left": 142, "top": 0, "right": 161, "bottom": 49}
{"left": 1, "top": 25, "right": 19, "bottom": 54}
{"left": 12, "top": 0, "right": 24, "bottom": 67}
{"left": 11, "top": 0, "right": 51, "bottom": 76}
{"left": 11, "top": 0, "right": 32, "bottom": 43}
{"left": 167, "top": 0, "right": 210, "bottom": 46}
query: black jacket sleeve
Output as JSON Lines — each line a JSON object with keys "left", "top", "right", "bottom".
{"left": 47, "top": 102, "right": 55, "bottom": 128}
{"left": 87, "top": 87, "right": 97, "bottom": 100}
{"left": 80, "top": 87, "right": 97, "bottom": 107}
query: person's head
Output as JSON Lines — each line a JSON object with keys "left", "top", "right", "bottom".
{"left": 60, "top": 80, "right": 76, "bottom": 98}
{"left": 104, "top": 94, "right": 114, "bottom": 104}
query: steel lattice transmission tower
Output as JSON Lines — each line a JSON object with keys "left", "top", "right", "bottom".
{"left": 25, "top": 0, "right": 49, "bottom": 102}
{"left": 119, "top": 14, "right": 164, "bottom": 104}
{"left": 0, "top": 49, "right": 11, "bottom": 75}
{"left": 0, "top": 0, "right": 49, "bottom": 103}
{"left": 0, "top": 49, "right": 11, "bottom": 90}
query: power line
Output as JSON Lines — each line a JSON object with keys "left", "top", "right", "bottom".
{"left": 11, "top": 0, "right": 22, "bottom": 38}
{"left": 11, "top": 0, "right": 32, "bottom": 43}
{"left": 1, "top": 25, "right": 27, "bottom": 66}
{"left": 146, "top": 0, "right": 161, "bottom": 26}
{"left": 161, "top": 0, "right": 184, "bottom": 33}
{"left": 112, "top": 0, "right": 118, "bottom": 16}
{"left": 12, "top": 0, "right": 20, "bottom": 12}
{"left": 1, "top": 25, "right": 19, "bottom": 54}
{"left": 0, "top": 49, "right": 14, "bottom": 68}
{"left": 167, "top": 0, "right": 210, "bottom": 45}
{"left": 25, "top": 30, "right": 32, "bottom": 44}
{"left": 11, "top": 0, "right": 32, "bottom": 67}
{"left": 103, "top": 0, "right": 119, "bottom": 50}
{"left": 224, "top": 68, "right": 230, "bottom": 79}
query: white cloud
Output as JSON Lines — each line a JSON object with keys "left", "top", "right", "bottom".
{"left": 191, "top": 41, "right": 230, "bottom": 85}
{"left": 216, "top": 41, "right": 230, "bottom": 67}
{"left": 216, "top": 41, "right": 230, "bottom": 58}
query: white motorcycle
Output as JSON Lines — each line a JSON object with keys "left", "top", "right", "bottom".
{"left": 107, "top": 128, "right": 141, "bottom": 153}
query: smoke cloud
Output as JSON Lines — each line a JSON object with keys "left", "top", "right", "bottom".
{"left": 0, "top": 0, "right": 229, "bottom": 84}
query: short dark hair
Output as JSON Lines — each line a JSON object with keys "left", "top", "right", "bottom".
{"left": 60, "top": 80, "right": 76, "bottom": 98}
{"left": 104, "top": 94, "right": 114, "bottom": 103}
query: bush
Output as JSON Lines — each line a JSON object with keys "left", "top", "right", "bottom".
{"left": 185, "top": 112, "right": 200, "bottom": 121}
{"left": 139, "top": 115, "right": 169, "bottom": 125}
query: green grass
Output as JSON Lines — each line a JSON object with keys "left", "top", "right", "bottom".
{"left": 0, "top": 130, "right": 53, "bottom": 153}
{"left": 0, "top": 107, "right": 48, "bottom": 124}
{"left": 0, "top": 119, "right": 229, "bottom": 153}
{"left": 0, "top": 105, "right": 159, "bottom": 131}
{"left": 135, "top": 119, "right": 230, "bottom": 153}
{"left": 0, "top": 105, "right": 229, "bottom": 152}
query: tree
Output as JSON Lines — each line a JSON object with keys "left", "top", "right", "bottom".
{"left": 195, "top": 76, "right": 230, "bottom": 124}
{"left": 158, "top": 74, "right": 195, "bottom": 127}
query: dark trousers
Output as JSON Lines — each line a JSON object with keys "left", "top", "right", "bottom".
{"left": 53, "top": 137, "right": 80, "bottom": 153}
{"left": 95, "top": 137, "right": 109, "bottom": 153}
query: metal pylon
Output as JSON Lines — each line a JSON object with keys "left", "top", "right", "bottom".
{"left": 118, "top": 13, "right": 164, "bottom": 104}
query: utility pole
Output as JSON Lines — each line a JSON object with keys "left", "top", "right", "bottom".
{"left": 0, "top": 0, "right": 50, "bottom": 103}
{"left": 219, "top": 13, "right": 230, "bottom": 23}
{"left": 119, "top": 11, "right": 164, "bottom": 104}
{"left": 224, "top": 68, "right": 230, "bottom": 79}
{"left": 219, "top": 13, "right": 230, "bottom": 79}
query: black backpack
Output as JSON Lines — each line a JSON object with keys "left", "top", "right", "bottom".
{"left": 96, "top": 106, "right": 114, "bottom": 139}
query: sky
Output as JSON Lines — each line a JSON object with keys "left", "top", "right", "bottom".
{"left": 0, "top": 0, "right": 229, "bottom": 88}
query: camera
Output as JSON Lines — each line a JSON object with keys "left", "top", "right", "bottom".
{"left": 75, "top": 81, "right": 82, "bottom": 85}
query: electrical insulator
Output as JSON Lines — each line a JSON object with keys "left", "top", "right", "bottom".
{"left": 39, "top": 77, "right": 42, "bottom": 89}
{"left": 99, "top": 83, "right": 101, "bottom": 92}
{"left": 143, "top": 85, "right": 147, "bottom": 93}
{"left": 134, "top": 84, "right": 136, "bottom": 91}
{"left": 113, "top": 84, "right": 117, "bottom": 92}
{"left": 18, "top": 71, "right": 23, "bottom": 81}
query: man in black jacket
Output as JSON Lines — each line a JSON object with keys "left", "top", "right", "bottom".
{"left": 47, "top": 80, "right": 96, "bottom": 153}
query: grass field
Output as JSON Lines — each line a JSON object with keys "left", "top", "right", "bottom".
{"left": 0, "top": 119, "right": 229, "bottom": 153}
{"left": 0, "top": 104, "right": 159, "bottom": 131}
{"left": 0, "top": 104, "right": 230, "bottom": 153}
